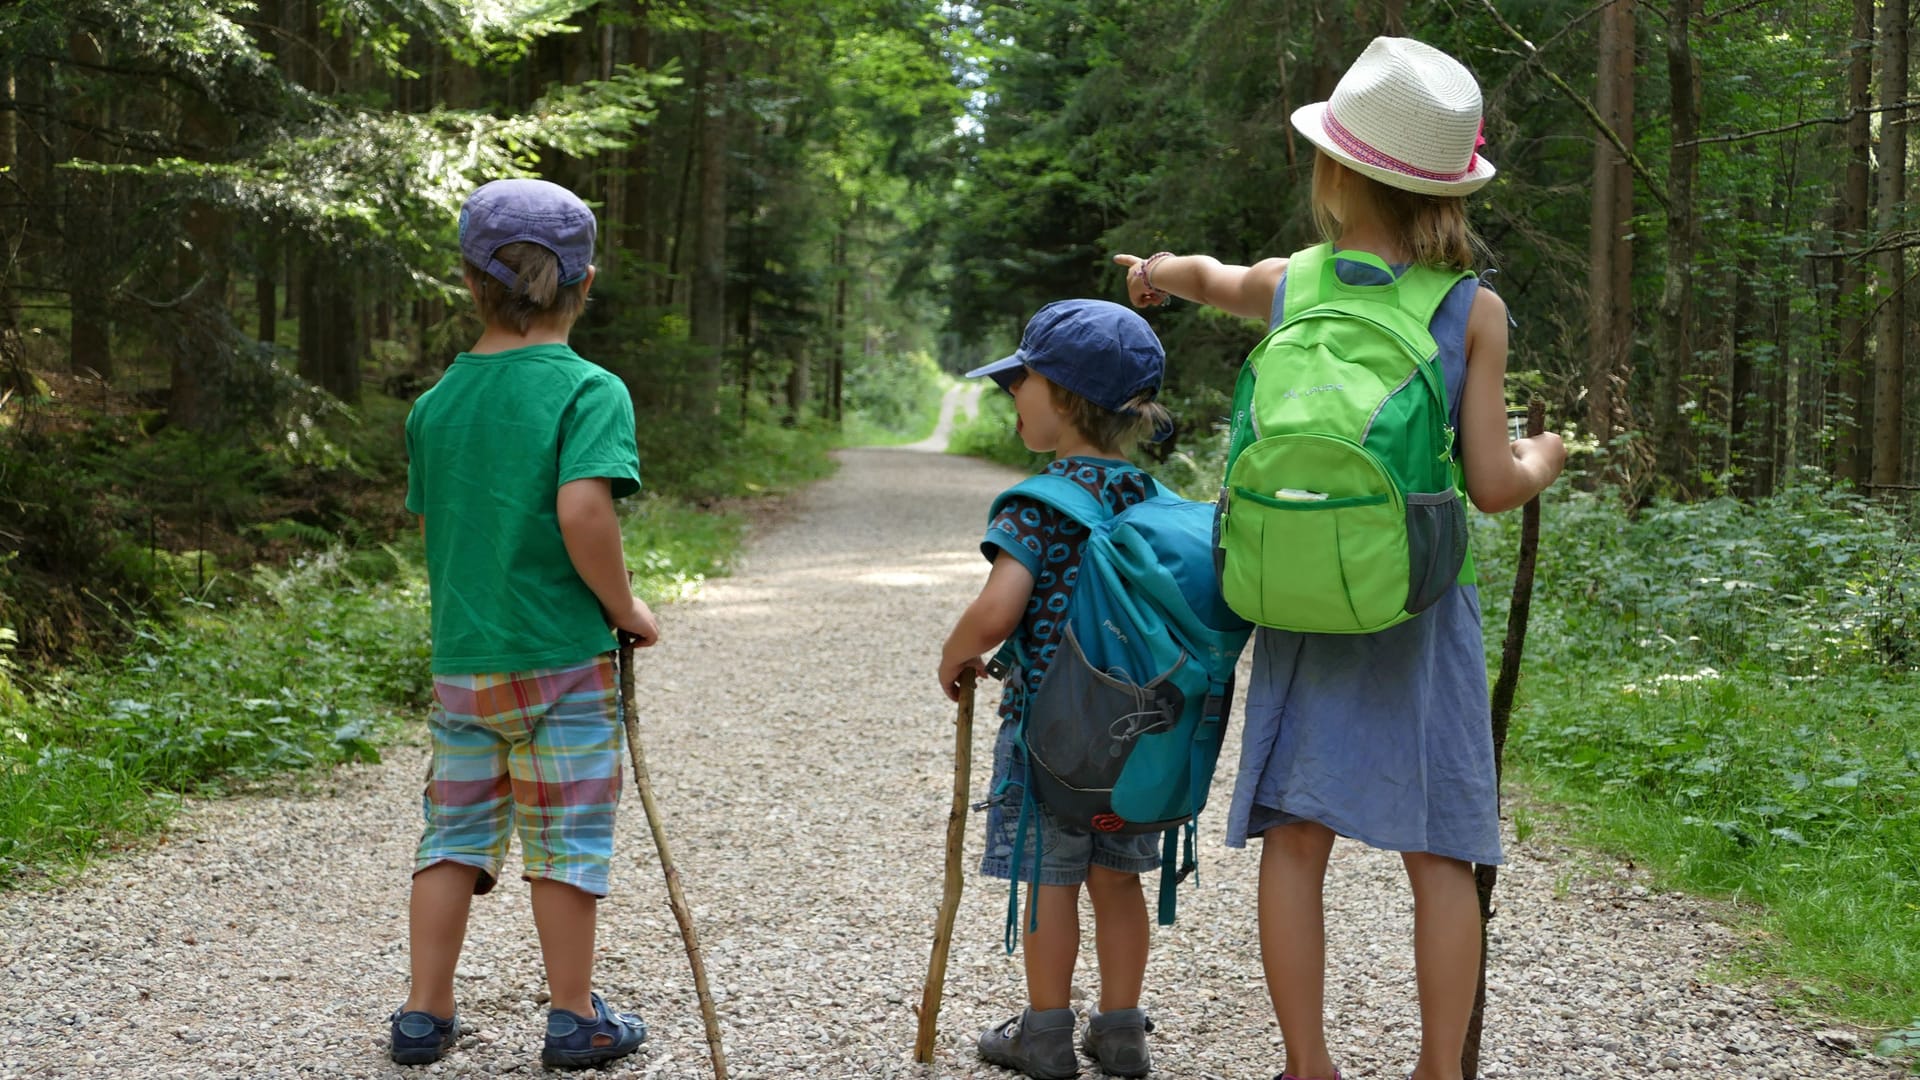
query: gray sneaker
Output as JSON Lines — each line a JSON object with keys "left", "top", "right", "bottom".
{"left": 978, "top": 1006, "right": 1079, "bottom": 1079}
{"left": 1081, "top": 1006, "right": 1153, "bottom": 1077}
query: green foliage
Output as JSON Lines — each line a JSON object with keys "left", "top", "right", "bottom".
{"left": 1, "top": 460, "right": 774, "bottom": 885}
{"left": 0, "top": 547, "right": 430, "bottom": 884}
{"left": 77, "top": 66, "right": 676, "bottom": 278}
{"left": 1480, "top": 485, "right": 1920, "bottom": 1024}
{"left": 842, "top": 350, "right": 946, "bottom": 441}
{"left": 945, "top": 387, "right": 1046, "bottom": 472}
{"left": 0, "top": 627, "right": 25, "bottom": 716}
{"left": 628, "top": 401, "right": 838, "bottom": 504}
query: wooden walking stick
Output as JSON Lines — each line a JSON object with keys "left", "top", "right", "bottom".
{"left": 1462, "top": 399, "right": 1546, "bottom": 1080}
{"left": 619, "top": 631, "right": 729, "bottom": 1080}
{"left": 913, "top": 672, "right": 977, "bottom": 1063}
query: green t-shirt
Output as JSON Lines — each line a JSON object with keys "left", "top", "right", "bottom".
{"left": 405, "top": 343, "right": 641, "bottom": 675}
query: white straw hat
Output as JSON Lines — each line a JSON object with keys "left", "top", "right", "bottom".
{"left": 1290, "top": 37, "right": 1496, "bottom": 196}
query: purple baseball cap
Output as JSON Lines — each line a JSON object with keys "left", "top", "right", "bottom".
{"left": 965, "top": 299, "right": 1165, "bottom": 413}
{"left": 458, "top": 179, "right": 596, "bottom": 288}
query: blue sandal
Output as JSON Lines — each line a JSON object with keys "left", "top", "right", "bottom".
{"left": 541, "top": 991, "right": 648, "bottom": 1069}
{"left": 388, "top": 1007, "right": 458, "bottom": 1065}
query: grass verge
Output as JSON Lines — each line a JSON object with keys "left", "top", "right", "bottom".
{"left": 1474, "top": 483, "right": 1919, "bottom": 1053}
{"left": 0, "top": 468, "right": 814, "bottom": 888}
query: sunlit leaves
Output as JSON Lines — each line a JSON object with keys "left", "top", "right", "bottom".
{"left": 69, "top": 64, "right": 674, "bottom": 289}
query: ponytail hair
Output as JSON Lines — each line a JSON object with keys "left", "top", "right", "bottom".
{"left": 464, "top": 242, "right": 587, "bottom": 333}
{"left": 1047, "top": 381, "right": 1173, "bottom": 456}
{"left": 1311, "top": 152, "right": 1485, "bottom": 273}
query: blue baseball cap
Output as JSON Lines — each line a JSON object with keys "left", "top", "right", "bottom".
{"left": 965, "top": 299, "right": 1165, "bottom": 413}
{"left": 458, "top": 179, "right": 596, "bottom": 289}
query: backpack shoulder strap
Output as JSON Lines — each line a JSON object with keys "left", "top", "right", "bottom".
{"left": 990, "top": 465, "right": 1147, "bottom": 527}
{"left": 1392, "top": 264, "right": 1475, "bottom": 327}
{"left": 1279, "top": 242, "right": 1334, "bottom": 323}
{"left": 1281, "top": 242, "right": 1472, "bottom": 331}
{"left": 984, "top": 465, "right": 1145, "bottom": 679}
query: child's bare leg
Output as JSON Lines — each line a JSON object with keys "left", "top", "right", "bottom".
{"left": 1402, "top": 852, "right": 1480, "bottom": 1080}
{"left": 405, "top": 861, "right": 481, "bottom": 1017}
{"left": 1259, "top": 821, "right": 1337, "bottom": 1079}
{"left": 1023, "top": 883, "right": 1081, "bottom": 1011}
{"left": 531, "top": 878, "right": 599, "bottom": 1018}
{"left": 1084, "top": 865, "right": 1148, "bottom": 1011}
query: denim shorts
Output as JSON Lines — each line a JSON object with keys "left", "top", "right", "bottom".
{"left": 415, "top": 655, "right": 623, "bottom": 897}
{"left": 979, "top": 721, "right": 1162, "bottom": 887}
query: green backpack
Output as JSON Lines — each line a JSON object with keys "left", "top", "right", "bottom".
{"left": 1217, "top": 243, "right": 1476, "bottom": 634}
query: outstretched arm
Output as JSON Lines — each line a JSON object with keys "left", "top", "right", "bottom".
{"left": 938, "top": 552, "right": 1034, "bottom": 702}
{"left": 1113, "top": 252, "right": 1288, "bottom": 322}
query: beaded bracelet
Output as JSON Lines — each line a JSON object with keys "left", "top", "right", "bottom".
{"left": 1141, "top": 251, "right": 1174, "bottom": 290}
{"left": 1131, "top": 251, "right": 1175, "bottom": 307}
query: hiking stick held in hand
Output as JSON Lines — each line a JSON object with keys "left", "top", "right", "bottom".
{"left": 913, "top": 672, "right": 977, "bottom": 1064}
{"left": 1462, "top": 399, "right": 1546, "bottom": 1080}
{"left": 619, "top": 631, "right": 729, "bottom": 1080}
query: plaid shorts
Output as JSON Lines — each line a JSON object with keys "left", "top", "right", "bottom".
{"left": 415, "top": 655, "right": 623, "bottom": 897}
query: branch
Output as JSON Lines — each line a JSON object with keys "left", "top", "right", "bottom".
{"left": 1477, "top": 0, "right": 1671, "bottom": 211}
{"left": 121, "top": 274, "right": 210, "bottom": 310}
{"left": 1703, "top": 0, "right": 1772, "bottom": 22}
{"left": 1683, "top": 100, "right": 1920, "bottom": 147}
{"left": 1812, "top": 230, "right": 1920, "bottom": 261}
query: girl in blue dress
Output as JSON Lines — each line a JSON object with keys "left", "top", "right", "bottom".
{"left": 1111, "top": 37, "right": 1567, "bottom": 1080}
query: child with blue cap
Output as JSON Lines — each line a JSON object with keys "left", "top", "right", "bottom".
{"left": 938, "top": 299, "right": 1173, "bottom": 1079}
{"left": 391, "top": 178, "right": 657, "bottom": 1070}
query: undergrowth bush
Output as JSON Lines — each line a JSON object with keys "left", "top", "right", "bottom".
{"left": 843, "top": 351, "right": 946, "bottom": 442}
{"left": 945, "top": 387, "right": 1050, "bottom": 472}
{"left": 1474, "top": 481, "right": 1920, "bottom": 1026}
{"left": 0, "top": 547, "right": 430, "bottom": 884}
{"left": 634, "top": 402, "right": 838, "bottom": 502}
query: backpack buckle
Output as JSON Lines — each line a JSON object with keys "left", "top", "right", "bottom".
{"left": 986, "top": 641, "right": 1019, "bottom": 681}
{"left": 1202, "top": 691, "right": 1228, "bottom": 723}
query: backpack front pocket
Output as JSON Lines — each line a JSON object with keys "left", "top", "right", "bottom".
{"left": 1219, "top": 434, "right": 1411, "bottom": 632}
{"left": 1025, "top": 624, "right": 1185, "bottom": 834}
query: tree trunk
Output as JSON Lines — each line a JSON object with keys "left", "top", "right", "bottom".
{"left": 167, "top": 82, "right": 237, "bottom": 432}
{"left": 1381, "top": 0, "right": 1406, "bottom": 35}
{"left": 256, "top": 270, "right": 276, "bottom": 343}
{"left": 0, "top": 63, "right": 17, "bottom": 341}
{"left": 1871, "top": 0, "right": 1908, "bottom": 493}
{"left": 299, "top": 253, "right": 361, "bottom": 403}
{"left": 689, "top": 30, "right": 729, "bottom": 408}
{"left": 1730, "top": 196, "right": 1759, "bottom": 498}
{"left": 786, "top": 347, "right": 809, "bottom": 423}
{"left": 65, "top": 30, "right": 112, "bottom": 380}
{"left": 1586, "top": 0, "right": 1636, "bottom": 460}
{"left": 831, "top": 221, "right": 849, "bottom": 424}
{"left": 1654, "top": 0, "right": 1700, "bottom": 491}
{"left": 1836, "top": 0, "right": 1875, "bottom": 483}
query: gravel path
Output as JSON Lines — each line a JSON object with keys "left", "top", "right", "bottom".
{"left": 0, "top": 445, "right": 1903, "bottom": 1080}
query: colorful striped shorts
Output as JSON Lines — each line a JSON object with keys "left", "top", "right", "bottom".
{"left": 415, "top": 655, "right": 623, "bottom": 897}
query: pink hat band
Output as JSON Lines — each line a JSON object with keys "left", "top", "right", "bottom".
{"left": 1322, "top": 110, "right": 1479, "bottom": 184}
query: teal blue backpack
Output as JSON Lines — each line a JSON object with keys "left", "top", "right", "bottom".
{"left": 986, "top": 466, "right": 1254, "bottom": 950}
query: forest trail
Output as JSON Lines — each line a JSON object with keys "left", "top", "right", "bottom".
{"left": 0, "top": 446, "right": 1900, "bottom": 1080}
{"left": 903, "top": 382, "right": 984, "bottom": 453}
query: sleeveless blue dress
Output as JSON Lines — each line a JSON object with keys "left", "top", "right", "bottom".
{"left": 1222, "top": 255, "right": 1503, "bottom": 866}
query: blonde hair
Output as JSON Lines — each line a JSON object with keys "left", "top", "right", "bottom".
{"left": 464, "top": 242, "right": 587, "bottom": 333}
{"left": 1046, "top": 379, "right": 1171, "bottom": 455}
{"left": 1311, "top": 152, "right": 1482, "bottom": 272}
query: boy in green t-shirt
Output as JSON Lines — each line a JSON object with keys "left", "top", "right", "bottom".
{"left": 391, "top": 178, "right": 658, "bottom": 1070}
